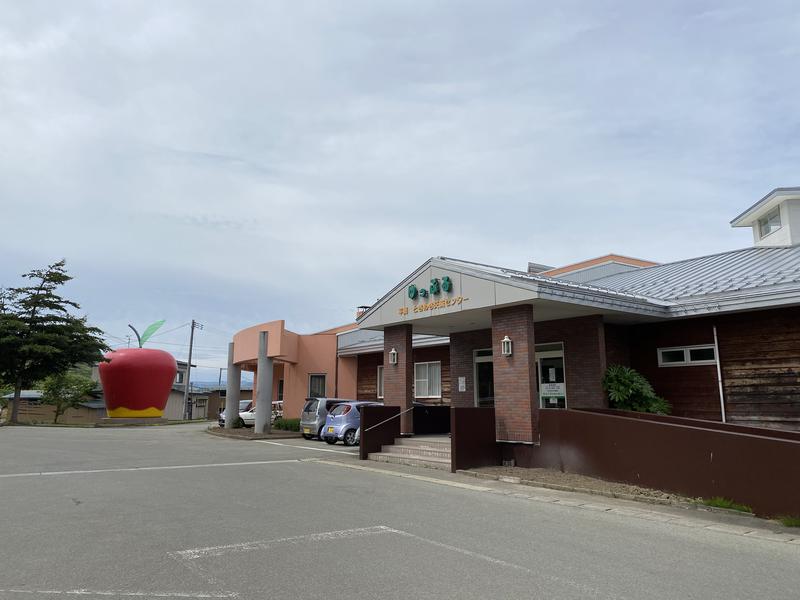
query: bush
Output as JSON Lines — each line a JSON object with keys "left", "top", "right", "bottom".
{"left": 602, "top": 365, "right": 671, "bottom": 415}
{"left": 273, "top": 418, "right": 300, "bottom": 431}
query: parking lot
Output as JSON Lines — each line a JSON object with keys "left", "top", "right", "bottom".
{"left": 1, "top": 423, "right": 799, "bottom": 600}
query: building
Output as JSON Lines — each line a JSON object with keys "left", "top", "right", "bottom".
{"left": 230, "top": 320, "right": 357, "bottom": 419}
{"left": 342, "top": 187, "right": 800, "bottom": 444}
{"left": 2, "top": 390, "right": 107, "bottom": 425}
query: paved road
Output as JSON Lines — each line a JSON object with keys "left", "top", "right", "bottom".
{"left": 1, "top": 423, "right": 798, "bottom": 600}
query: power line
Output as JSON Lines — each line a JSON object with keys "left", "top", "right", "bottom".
{"left": 150, "top": 322, "right": 192, "bottom": 338}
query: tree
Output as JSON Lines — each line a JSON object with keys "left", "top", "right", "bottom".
{"left": 602, "top": 365, "right": 671, "bottom": 415}
{"left": 41, "top": 371, "right": 96, "bottom": 424}
{"left": 0, "top": 260, "right": 108, "bottom": 424}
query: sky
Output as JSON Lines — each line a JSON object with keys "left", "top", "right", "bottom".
{"left": 1, "top": 1, "right": 799, "bottom": 383}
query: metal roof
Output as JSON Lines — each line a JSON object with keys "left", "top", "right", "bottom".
{"left": 587, "top": 245, "right": 800, "bottom": 301}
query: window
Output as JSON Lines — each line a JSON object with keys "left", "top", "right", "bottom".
{"left": 657, "top": 345, "right": 716, "bottom": 367}
{"left": 414, "top": 361, "right": 441, "bottom": 398}
{"left": 308, "top": 374, "right": 326, "bottom": 398}
{"left": 377, "top": 366, "right": 384, "bottom": 399}
{"left": 175, "top": 371, "right": 185, "bottom": 384}
{"left": 758, "top": 208, "right": 782, "bottom": 239}
{"left": 277, "top": 379, "right": 284, "bottom": 402}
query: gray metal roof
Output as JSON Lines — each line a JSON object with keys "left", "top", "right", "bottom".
{"left": 1, "top": 390, "right": 43, "bottom": 400}
{"left": 587, "top": 245, "right": 800, "bottom": 301}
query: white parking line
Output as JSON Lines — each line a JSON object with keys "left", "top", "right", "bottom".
{"left": 172, "top": 526, "right": 390, "bottom": 560}
{"left": 0, "top": 460, "right": 299, "bottom": 479}
{"left": 172, "top": 524, "right": 616, "bottom": 599}
{"left": 253, "top": 440, "right": 356, "bottom": 455}
{"left": 0, "top": 590, "right": 237, "bottom": 598}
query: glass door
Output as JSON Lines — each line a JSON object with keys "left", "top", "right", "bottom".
{"left": 536, "top": 345, "right": 566, "bottom": 409}
{"left": 473, "top": 349, "right": 494, "bottom": 407}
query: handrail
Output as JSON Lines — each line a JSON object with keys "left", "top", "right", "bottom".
{"left": 363, "top": 406, "right": 414, "bottom": 433}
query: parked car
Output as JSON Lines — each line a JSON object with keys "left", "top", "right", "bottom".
{"left": 322, "top": 401, "right": 380, "bottom": 446}
{"left": 300, "top": 397, "right": 348, "bottom": 440}
{"left": 218, "top": 400, "right": 253, "bottom": 427}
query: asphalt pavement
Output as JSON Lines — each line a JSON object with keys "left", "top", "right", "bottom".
{"left": 1, "top": 423, "right": 798, "bottom": 600}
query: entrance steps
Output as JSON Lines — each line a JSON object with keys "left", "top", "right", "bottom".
{"left": 368, "top": 435, "right": 451, "bottom": 471}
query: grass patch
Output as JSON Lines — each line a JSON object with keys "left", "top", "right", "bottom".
{"left": 273, "top": 418, "right": 300, "bottom": 432}
{"left": 701, "top": 497, "right": 753, "bottom": 513}
{"left": 779, "top": 516, "right": 800, "bottom": 528}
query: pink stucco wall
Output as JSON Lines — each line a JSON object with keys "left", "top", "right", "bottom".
{"left": 232, "top": 320, "right": 357, "bottom": 420}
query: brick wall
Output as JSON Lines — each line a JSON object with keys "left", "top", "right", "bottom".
{"left": 604, "top": 323, "right": 631, "bottom": 368}
{"left": 383, "top": 324, "right": 414, "bottom": 434}
{"left": 536, "top": 315, "right": 607, "bottom": 409}
{"left": 449, "top": 329, "right": 492, "bottom": 408}
{"left": 491, "top": 305, "right": 538, "bottom": 442}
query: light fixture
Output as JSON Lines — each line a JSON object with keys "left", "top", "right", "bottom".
{"left": 389, "top": 347, "right": 398, "bottom": 365}
{"left": 501, "top": 335, "right": 513, "bottom": 357}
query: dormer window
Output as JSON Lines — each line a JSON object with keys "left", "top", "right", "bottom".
{"left": 758, "top": 208, "right": 782, "bottom": 239}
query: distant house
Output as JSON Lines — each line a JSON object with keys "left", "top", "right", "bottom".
{"left": 2, "top": 390, "right": 106, "bottom": 425}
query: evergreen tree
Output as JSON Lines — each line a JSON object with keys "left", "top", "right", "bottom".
{"left": 0, "top": 260, "right": 107, "bottom": 423}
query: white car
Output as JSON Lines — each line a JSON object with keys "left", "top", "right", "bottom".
{"left": 219, "top": 401, "right": 282, "bottom": 428}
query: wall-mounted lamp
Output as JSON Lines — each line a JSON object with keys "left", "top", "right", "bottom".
{"left": 389, "top": 347, "right": 398, "bottom": 365}
{"left": 501, "top": 335, "right": 513, "bottom": 357}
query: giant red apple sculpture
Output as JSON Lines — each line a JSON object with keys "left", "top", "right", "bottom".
{"left": 98, "top": 321, "right": 177, "bottom": 418}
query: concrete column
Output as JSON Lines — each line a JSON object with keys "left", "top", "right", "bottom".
{"left": 492, "top": 305, "right": 538, "bottom": 443}
{"left": 254, "top": 331, "right": 273, "bottom": 434}
{"left": 224, "top": 342, "right": 242, "bottom": 430}
{"left": 383, "top": 324, "right": 414, "bottom": 435}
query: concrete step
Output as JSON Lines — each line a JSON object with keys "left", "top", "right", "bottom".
{"left": 368, "top": 452, "right": 451, "bottom": 471}
{"left": 394, "top": 436, "right": 451, "bottom": 449}
{"left": 381, "top": 444, "right": 451, "bottom": 459}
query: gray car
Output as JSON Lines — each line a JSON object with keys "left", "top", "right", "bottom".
{"left": 322, "top": 401, "right": 380, "bottom": 446}
{"left": 300, "top": 397, "right": 347, "bottom": 440}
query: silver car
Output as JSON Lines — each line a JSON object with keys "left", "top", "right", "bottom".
{"left": 300, "top": 397, "right": 346, "bottom": 440}
{"left": 322, "top": 401, "right": 380, "bottom": 446}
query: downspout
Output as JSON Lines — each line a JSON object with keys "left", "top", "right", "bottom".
{"left": 712, "top": 325, "right": 726, "bottom": 424}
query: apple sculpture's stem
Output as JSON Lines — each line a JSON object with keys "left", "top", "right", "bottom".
{"left": 98, "top": 320, "right": 177, "bottom": 419}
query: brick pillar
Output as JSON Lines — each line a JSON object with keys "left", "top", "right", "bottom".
{"left": 492, "top": 305, "right": 538, "bottom": 442}
{"left": 384, "top": 324, "right": 414, "bottom": 434}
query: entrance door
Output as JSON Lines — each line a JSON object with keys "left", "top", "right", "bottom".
{"left": 536, "top": 344, "right": 566, "bottom": 409}
{"left": 474, "top": 349, "right": 494, "bottom": 407}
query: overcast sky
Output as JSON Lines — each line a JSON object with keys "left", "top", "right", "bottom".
{"left": 2, "top": 1, "right": 798, "bottom": 382}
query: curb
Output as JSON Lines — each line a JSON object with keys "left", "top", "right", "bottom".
{"left": 205, "top": 427, "right": 302, "bottom": 441}
{"left": 456, "top": 470, "right": 764, "bottom": 520}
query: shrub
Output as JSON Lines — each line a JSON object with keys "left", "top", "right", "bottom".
{"left": 779, "top": 516, "right": 800, "bottom": 527}
{"left": 602, "top": 365, "right": 671, "bottom": 415}
{"left": 273, "top": 418, "right": 300, "bottom": 431}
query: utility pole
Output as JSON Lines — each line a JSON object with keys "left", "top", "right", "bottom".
{"left": 183, "top": 320, "right": 204, "bottom": 420}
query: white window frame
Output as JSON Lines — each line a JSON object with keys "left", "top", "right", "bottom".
{"left": 308, "top": 373, "right": 327, "bottom": 398}
{"left": 657, "top": 345, "right": 717, "bottom": 367}
{"left": 758, "top": 208, "right": 782, "bottom": 239}
{"left": 414, "top": 361, "right": 442, "bottom": 399}
{"left": 175, "top": 371, "right": 185, "bottom": 384}
{"left": 377, "top": 365, "right": 384, "bottom": 399}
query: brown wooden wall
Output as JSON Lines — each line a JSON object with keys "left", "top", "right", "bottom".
{"left": 629, "top": 306, "right": 800, "bottom": 430}
{"left": 356, "top": 345, "right": 450, "bottom": 404}
{"left": 716, "top": 307, "right": 800, "bottom": 430}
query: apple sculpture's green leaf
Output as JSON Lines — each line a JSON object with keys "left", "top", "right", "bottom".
{"left": 138, "top": 320, "right": 166, "bottom": 347}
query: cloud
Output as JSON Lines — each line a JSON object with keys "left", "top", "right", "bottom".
{"left": 1, "top": 0, "right": 797, "bottom": 378}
